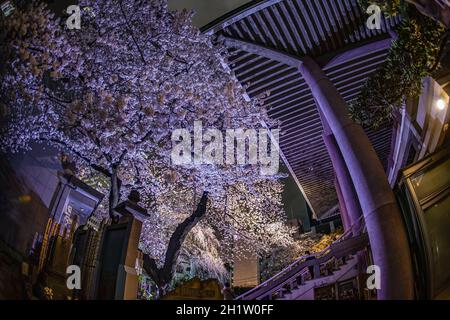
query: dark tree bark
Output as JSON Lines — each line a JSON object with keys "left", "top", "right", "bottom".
{"left": 108, "top": 166, "right": 121, "bottom": 222}
{"left": 143, "top": 191, "right": 209, "bottom": 297}
{"left": 407, "top": 0, "right": 450, "bottom": 28}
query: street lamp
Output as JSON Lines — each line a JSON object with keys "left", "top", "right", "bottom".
{"left": 436, "top": 98, "right": 447, "bottom": 111}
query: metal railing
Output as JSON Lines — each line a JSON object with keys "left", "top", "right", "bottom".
{"left": 236, "top": 218, "right": 368, "bottom": 300}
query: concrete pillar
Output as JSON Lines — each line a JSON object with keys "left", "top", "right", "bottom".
{"left": 111, "top": 216, "right": 143, "bottom": 300}
{"left": 321, "top": 114, "right": 363, "bottom": 235}
{"left": 327, "top": 141, "right": 367, "bottom": 273}
{"left": 299, "top": 56, "right": 414, "bottom": 300}
{"left": 334, "top": 178, "right": 350, "bottom": 232}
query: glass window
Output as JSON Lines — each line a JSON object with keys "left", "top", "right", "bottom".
{"left": 423, "top": 194, "right": 450, "bottom": 294}
{"left": 411, "top": 158, "right": 450, "bottom": 202}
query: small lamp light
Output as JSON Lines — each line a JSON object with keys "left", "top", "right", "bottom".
{"left": 436, "top": 98, "right": 447, "bottom": 111}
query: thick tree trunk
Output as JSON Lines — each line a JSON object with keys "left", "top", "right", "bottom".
{"left": 143, "top": 191, "right": 209, "bottom": 297}
{"left": 109, "top": 167, "right": 120, "bottom": 221}
{"left": 407, "top": 0, "right": 450, "bottom": 28}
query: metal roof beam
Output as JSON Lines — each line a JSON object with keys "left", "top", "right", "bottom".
{"left": 219, "top": 34, "right": 303, "bottom": 69}
{"left": 219, "top": 34, "right": 394, "bottom": 70}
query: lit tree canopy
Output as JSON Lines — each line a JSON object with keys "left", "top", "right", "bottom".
{"left": 367, "top": 0, "right": 450, "bottom": 28}
{"left": 352, "top": 0, "right": 448, "bottom": 128}
{"left": 1, "top": 0, "right": 276, "bottom": 216}
{"left": 0, "top": 1, "right": 70, "bottom": 119}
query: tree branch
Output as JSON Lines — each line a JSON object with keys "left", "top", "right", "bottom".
{"left": 118, "top": 0, "right": 147, "bottom": 64}
{"left": 41, "top": 137, "right": 111, "bottom": 177}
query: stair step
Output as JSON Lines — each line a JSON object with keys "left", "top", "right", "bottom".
{"left": 237, "top": 235, "right": 368, "bottom": 300}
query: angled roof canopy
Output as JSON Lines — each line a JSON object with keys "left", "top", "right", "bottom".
{"left": 203, "top": 0, "right": 401, "bottom": 216}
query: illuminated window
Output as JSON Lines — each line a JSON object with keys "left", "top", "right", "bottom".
{"left": 1, "top": 1, "right": 15, "bottom": 17}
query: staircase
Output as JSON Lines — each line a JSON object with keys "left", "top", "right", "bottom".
{"left": 236, "top": 232, "right": 369, "bottom": 300}
{"left": 278, "top": 255, "right": 359, "bottom": 300}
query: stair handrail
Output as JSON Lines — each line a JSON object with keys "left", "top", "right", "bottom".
{"left": 236, "top": 226, "right": 358, "bottom": 300}
{"left": 250, "top": 251, "right": 336, "bottom": 300}
{"left": 238, "top": 232, "right": 369, "bottom": 300}
{"left": 292, "top": 253, "right": 360, "bottom": 300}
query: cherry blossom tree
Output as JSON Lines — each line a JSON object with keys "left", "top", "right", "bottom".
{"left": 0, "top": 1, "right": 70, "bottom": 120}
{"left": 260, "top": 233, "right": 321, "bottom": 282}
{"left": 141, "top": 179, "right": 295, "bottom": 295}
{"left": 1, "top": 0, "right": 295, "bottom": 295}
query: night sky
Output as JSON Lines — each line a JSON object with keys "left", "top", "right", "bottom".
{"left": 44, "top": 0, "right": 250, "bottom": 27}
{"left": 170, "top": 0, "right": 250, "bottom": 27}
